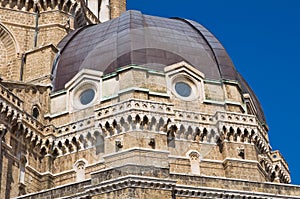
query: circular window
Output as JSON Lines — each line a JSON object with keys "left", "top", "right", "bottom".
{"left": 172, "top": 75, "right": 199, "bottom": 101}
{"left": 73, "top": 83, "right": 98, "bottom": 110}
{"left": 175, "top": 82, "right": 192, "bottom": 97}
{"left": 79, "top": 89, "right": 95, "bottom": 105}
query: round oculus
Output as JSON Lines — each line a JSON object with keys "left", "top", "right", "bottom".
{"left": 175, "top": 82, "right": 192, "bottom": 97}
{"left": 79, "top": 89, "right": 95, "bottom": 105}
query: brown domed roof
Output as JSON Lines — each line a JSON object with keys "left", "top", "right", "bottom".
{"left": 52, "top": 10, "right": 266, "bottom": 123}
{"left": 53, "top": 10, "right": 238, "bottom": 89}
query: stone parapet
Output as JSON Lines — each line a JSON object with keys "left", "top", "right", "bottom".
{"left": 13, "top": 167, "right": 300, "bottom": 199}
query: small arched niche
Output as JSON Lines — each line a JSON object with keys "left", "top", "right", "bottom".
{"left": 73, "top": 159, "right": 88, "bottom": 182}
{"left": 19, "top": 155, "right": 27, "bottom": 184}
{"left": 187, "top": 150, "right": 201, "bottom": 175}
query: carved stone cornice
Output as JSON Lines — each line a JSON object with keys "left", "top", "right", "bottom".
{"left": 0, "top": 94, "right": 291, "bottom": 184}
{"left": 14, "top": 175, "right": 300, "bottom": 199}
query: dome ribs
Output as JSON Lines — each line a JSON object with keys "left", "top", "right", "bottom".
{"left": 174, "top": 18, "right": 238, "bottom": 81}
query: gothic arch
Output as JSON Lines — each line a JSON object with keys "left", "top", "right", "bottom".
{"left": 0, "top": 23, "right": 19, "bottom": 77}
{"left": 0, "top": 23, "right": 19, "bottom": 56}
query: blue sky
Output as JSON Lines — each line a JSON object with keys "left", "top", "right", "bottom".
{"left": 127, "top": 0, "right": 300, "bottom": 184}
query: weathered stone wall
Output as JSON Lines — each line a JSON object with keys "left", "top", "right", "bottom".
{"left": 0, "top": 8, "right": 70, "bottom": 81}
{"left": 22, "top": 45, "right": 58, "bottom": 83}
{"left": 110, "top": 0, "right": 126, "bottom": 19}
{"left": 0, "top": 146, "right": 20, "bottom": 199}
{"left": 0, "top": 40, "right": 7, "bottom": 68}
{"left": 0, "top": 9, "right": 70, "bottom": 50}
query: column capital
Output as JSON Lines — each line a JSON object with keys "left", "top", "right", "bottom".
{"left": 0, "top": 124, "right": 7, "bottom": 132}
{"left": 0, "top": 124, "right": 7, "bottom": 150}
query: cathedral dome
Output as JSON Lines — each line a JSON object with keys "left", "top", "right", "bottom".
{"left": 53, "top": 10, "right": 266, "bottom": 123}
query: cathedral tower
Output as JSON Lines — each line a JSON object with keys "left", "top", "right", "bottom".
{"left": 85, "top": 0, "right": 126, "bottom": 22}
{"left": 0, "top": 0, "right": 125, "bottom": 83}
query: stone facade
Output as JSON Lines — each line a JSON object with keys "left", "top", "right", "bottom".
{"left": 0, "top": 1, "right": 299, "bottom": 199}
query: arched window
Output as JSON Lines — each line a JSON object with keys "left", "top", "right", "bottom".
{"left": 32, "top": 106, "right": 40, "bottom": 119}
{"left": 188, "top": 151, "right": 200, "bottom": 175}
{"left": 18, "top": 155, "right": 27, "bottom": 195}
{"left": 74, "top": 159, "right": 88, "bottom": 182}
{"left": 19, "top": 155, "right": 27, "bottom": 184}
{"left": 95, "top": 133, "right": 104, "bottom": 154}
